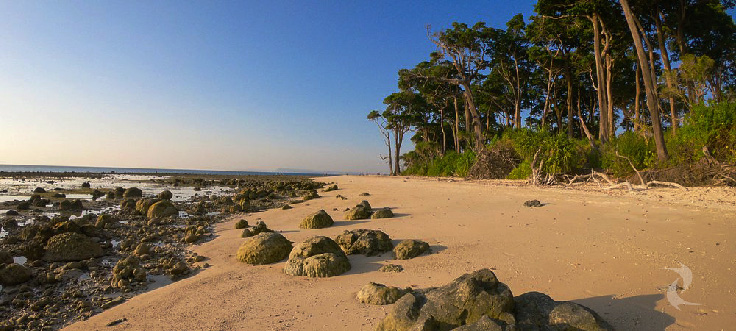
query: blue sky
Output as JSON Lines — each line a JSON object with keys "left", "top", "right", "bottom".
{"left": 0, "top": 1, "right": 536, "bottom": 173}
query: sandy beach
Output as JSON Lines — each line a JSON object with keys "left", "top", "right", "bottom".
{"left": 65, "top": 175, "right": 736, "bottom": 330}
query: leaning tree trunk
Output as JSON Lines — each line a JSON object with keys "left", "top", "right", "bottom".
{"left": 591, "top": 14, "right": 610, "bottom": 142}
{"left": 460, "top": 83, "right": 484, "bottom": 150}
{"left": 654, "top": 9, "right": 677, "bottom": 135}
{"left": 453, "top": 95, "right": 461, "bottom": 153}
{"left": 620, "top": 0, "right": 668, "bottom": 161}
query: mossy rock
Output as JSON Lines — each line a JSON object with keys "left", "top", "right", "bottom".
{"left": 394, "top": 239, "right": 430, "bottom": 260}
{"left": 136, "top": 198, "right": 160, "bottom": 214}
{"left": 357, "top": 282, "right": 410, "bottom": 305}
{"left": 235, "top": 219, "right": 249, "bottom": 229}
{"left": 236, "top": 232, "right": 293, "bottom": 265}
{"left": 371, "top": 208, "right": 394, "bottom": 219}
{"left": 0, "top": 251, "right": 12, "bottom": 265}
{"left": 299, "top": 210, "right": 334, "bottom": 229}
{"left": 147, "top": 200, "right": 178, "bottom": 219}
{"left": 43, "top": 232, "right": 103, "bottom": 262}
{"left": 344, "top": 205, "right": 372, "bottom": 220}
{"left": 123, "top": 187, "right": 143, "bottom": 198}
{"left": 284, "top": 236, "right": 350, "bottom": 277}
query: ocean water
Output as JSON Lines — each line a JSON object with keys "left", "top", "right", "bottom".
{"left": 0, "top": 164, "right": 323, "bottom": 176}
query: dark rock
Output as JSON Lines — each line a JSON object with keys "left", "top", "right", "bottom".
{"left": 120, "top": 199, "right": 136, "bottom": 212}
{"left": 236, "top": 232, "right": 293, "bottom": 265}
{"left": 514, "top": 291, "right": 613, "bottom": 330}
{"left": 302, "top": 190, "right": 319, "bottom": 201}
{"left": 394, "top": 239, "right": 430, "bottom": 260}
{"left": 91, "top": 189, "right": 104, "bottom": 200}
{"left": 157, "top": 190, "right": 173, "bottom": 200}
{"left": 114, "top": 187, "right": 126, "bottom": 198}
{"left": 357, "top": 282, "right": 410, "bottom": 305}
{"left": 43, "top": 232, "right": 103, "bottom": 262}
{"left": 53, "top": 193, "right": 66, "bottom": 198}
{"left": 59, "top": 199, "right": 84, "bottom": 211}
{"left": 282, "top": 204, "right": 293, "bottom": 210}
{"left": 359, "top": 192, "right": 371, "bottom": 196}
{"left": 0, "top": 251, "right": 13, "bottom": 265}
{"left": 299, "top": 210, "right": 334, "bottom": 229}
{"left": 136, "top": 198, "right": 159, "bottom": 214}
{"left": 284, "top": 236, "right": 350, "bottom": 277}
{"left": 106, "top": 191, "right": 116, "bottom": 200}
{"left": 111, "top": 256, "right": 147, "bottom": 288}
{"left": 33, "top": 187, "right": 46, "bottom": 194}
{"left": 5, "top": 210, "right": 18, "bottom": 216}
{"left": 523, "top": 200, "right": 544, "bottom": 207}
{"left": 335, "top": 229, "right": 393, "bottom": 256}
{"left": 81, "top": 182, "right": 90, "bottom": 188}
{"left": 17, "top": 201, "right": 30, "bottom": 210}
{"left": 344, "top": 202, "right": 372, "bottom": 220}
{"left": 371, "top": 207, "right": 394, "bottom": 219}
{"left": 123, "top": 187, "right": 143, "bottom": 198}
{"left": 0, "top": 263, "right": 32, "bottom": 286}
{"left": 323, "top": 184, "right": 338, "bottom": 192}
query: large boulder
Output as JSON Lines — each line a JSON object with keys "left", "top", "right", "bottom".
{"left": 284, "top": 236, "right": 350, "bottom": 277}
{"left": 147, "top": 200, "right": 178, "bottom": 219}
{"left": 236, "top": 232, "right": 293, "bottom": 265}
{"left": 371, "top": 207, "right": 394, "bottom": 219}
{"left": 299, "top": 210, "right": 334, "bottom": 229}
{"left": 377, "top": 269, "right": 515, "bottom": 330}
{"left": 335, "top": 229, "right": 393, "bottom": 256}
{"left": 0, "top": 263, "right": 32, "bottom": 286}
{"left": 43, "top": 232, "right": 103, "bottom": 262}
{"left": 344, "top": 201, "right": 372, "bottom": 220}
{"left": 0, "top": 251, "right": 13, "bottom": 265}
{"left": 123, "top": 187, "right": 143, "bottom": 198}
{"left": 514, "top": 291, "right": 613, "bottom": 331}
{"left": 111, "top": 256, "right": 147, "bottom": 288}
{"left": 393, "top": 239, "right": 430, "bottom": 260}
{"left": 357, "top": 282, "right": 410, "bottom": 305}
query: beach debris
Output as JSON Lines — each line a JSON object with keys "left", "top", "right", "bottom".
{"left": 147, "top": 200, "right": 178, "bottom": 219}
{"left": 123, "top": 187, "right": 143, "bottom": 198}
{"left": 335, "top": 229, "right": 393, "bottom": 256}
{"left": 379, "top": 264, "right": 404, "bottom": 273}
{"left": 106, "top": 318, "right": 127, "bottom": 327}
{"left": 359, "top": 192, "right": 371, "bottom": 196}
{"left": 344, "top": 201, "right": 373, "bottom": 220}
{"left": 523, "top": 199, "right": 544, "bottom": 207}
{"left": 235, "top": 219, "right": 249, "bottom": 229}
{"left": 393, "top": 239, "right": 430, "bottom": 260}
{"left": 282, "top": 204, "right": 293, "bottom": 210}
{"left": 299, "top": 210, "right": 334, "bottom": 229}
{"left": 241, "top": 220, "right": 273, "bottom": 237}
{"left": 335, "top": 194, "right": 348, "bottom": 200}
{"left": 284, "top": 236, "right": 350, "bottom": 277}
{"left": 376, "top": 268, "right": 612, "bottom": 331}
{"left": 0, "top": 263, "right": 32, "bottom": 286}
{"left": 357, "top": 282, "right": 411, "bottom": 305}
{"left": 371, "top": 207, "right": 394, "bottom": 219}
{"left": 236, "top": 232, "right": 293, "bottom": 265}
{"left": 44, "top": 232, "right": 103, "bottom": 262}
{"left": 158, "top": 190, "right": 173, "bottom": 200}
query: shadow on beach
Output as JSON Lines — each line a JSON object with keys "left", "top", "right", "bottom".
{"left": 573, "top": 293, "right": 675, "bottom": 330}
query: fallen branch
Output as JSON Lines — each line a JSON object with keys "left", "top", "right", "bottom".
{"left": 615, "top": 151, "right": 645, "bottom": 185}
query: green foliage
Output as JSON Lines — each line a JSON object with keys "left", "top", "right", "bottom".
{"left": 669, "top": 102, "right": 736, "bottom": 164}
{"left": 403, "top": 150, "right": 476, "bottom": 177}
{"left": 601, "top": 132, "right": 654, "bottom": 177}
{"left": 501, "top": 129, "right": 587, "bottom": 175}
{"left": 507, "top": 160, "right": 531, "bottom": 179}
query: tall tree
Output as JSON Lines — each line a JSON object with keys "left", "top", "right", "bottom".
{"left": 367, "top": 110, "right": 393, "bottom": 175}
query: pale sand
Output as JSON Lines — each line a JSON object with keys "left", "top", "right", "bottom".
{"left": 66, "top": 176, "right": 736, "bottom": 330}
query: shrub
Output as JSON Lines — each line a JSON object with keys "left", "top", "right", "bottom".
{"left": 601, "top": 131, "right": 654, "bottom": 177}
{"left": 675, "top": 102, "right": 736, "bottom": 164}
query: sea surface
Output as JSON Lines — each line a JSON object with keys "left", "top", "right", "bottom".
{"left": 0, "top": 164, "right": 328, "bottom": 176}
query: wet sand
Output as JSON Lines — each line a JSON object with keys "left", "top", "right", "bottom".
{"left": 65, "top": 175, "right": 736, "bottom": 330}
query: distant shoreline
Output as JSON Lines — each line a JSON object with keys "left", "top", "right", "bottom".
{"left": 0, "top": 164, "right": 337, "bottom": 177}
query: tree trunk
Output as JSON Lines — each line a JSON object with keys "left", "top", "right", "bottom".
{"left": 591, "top": 14, "right": 610, "bottom": 142}
{"left": 440, "top": 102, "right": 446, "bottom": 155}
{"left": 453, "top": 95, "right": 461, "bottom": 153}
{"left": 386, "top": 136, "right": 393, "bottom": 175}
{"left": 513, "top": 57, "right": 522, "bottom": 128}
{"left": 566, "top": 61, "right": 574, "bottom": 138}
{"left": 461, "top": 83, "right": 483, "bottom": 150}
{"left": 654, "top": 9, "right": 677, "bottom": 135}
{"left": 634, "top": 62, "right": 641, "bottom": 132}
{"left": 393, "top": 128, "right": 403, "bottom": 175}
{"left": 605, "top": 53, "right": 614, "bottom": 138}
{"left": 620, "top": 0, "right": 668, "bottom": 161}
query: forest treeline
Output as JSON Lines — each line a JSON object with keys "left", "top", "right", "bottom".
{"left": 368, "top": 0, "right": 736, "bottom": 185}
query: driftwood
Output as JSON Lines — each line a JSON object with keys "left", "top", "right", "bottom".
{"left": 602, "top": 152, "right": 687, "bottom": 191}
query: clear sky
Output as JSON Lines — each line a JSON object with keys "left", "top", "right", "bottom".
{"left": 0, "top": 1, "right": 535, "bottom": 173}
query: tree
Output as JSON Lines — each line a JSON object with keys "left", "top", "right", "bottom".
{"left": 383, "top": 91, "right": 426, "bottom": 175}
{"left": 367, "top": 110, "right": 393, "bottom": 175}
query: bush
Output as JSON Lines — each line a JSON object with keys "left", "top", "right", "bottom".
{"left": 404, "top": 150, "right": 476, "bottom": 177}
{"left": 502, "top": 129, "right": 587, "bottom": 176}
{"left": 672, "top": 102, "right": 736, "bottom": 164}
{"left": 601, "top": 131, "right": 654, "bottom": 177}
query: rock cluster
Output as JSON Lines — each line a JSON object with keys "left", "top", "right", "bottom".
{"left": 376, "top": 269, "right": 612, "bottom": 331}
{"left": 241, "top": 220, "right": 273, "bottom": 237}
{"left": 344, "top": 201, "right": 373, "bottom": 220}
{"left": 283, "top": 236, "right": 350, "bottom": 277}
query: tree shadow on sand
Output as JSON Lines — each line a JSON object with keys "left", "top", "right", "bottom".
{"left": 573, "top": 293, "right": 675, "bottom": 330}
